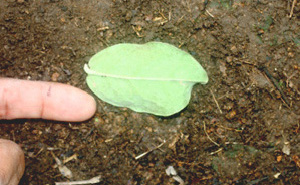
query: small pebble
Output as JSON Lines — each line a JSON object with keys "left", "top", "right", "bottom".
{"left": 51, "top": 72, "right": 60, "bottom": 81}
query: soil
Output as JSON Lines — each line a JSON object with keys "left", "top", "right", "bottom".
{"left": 1, "top": 0, "right": 299, "bottom": 184}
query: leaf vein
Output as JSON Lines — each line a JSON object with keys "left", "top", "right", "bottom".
{"left": 84, "top": 64, "right": 198, "bottom": 82}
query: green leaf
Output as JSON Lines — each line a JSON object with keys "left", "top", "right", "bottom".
{"left": 84, "top": 42, "right": 208, "bottom": 116}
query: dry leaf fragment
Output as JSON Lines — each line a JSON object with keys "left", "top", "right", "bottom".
{"left": 292, "top": 155, "right": 300, "bottom": 168}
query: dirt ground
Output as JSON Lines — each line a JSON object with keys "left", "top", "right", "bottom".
{"left": 0, "top": 0, "right": 299, "bottom": 184}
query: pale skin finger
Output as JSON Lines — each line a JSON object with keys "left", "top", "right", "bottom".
{"left": 0, "top": 139, "right": 25, "bottom": 185}
{"left": 0, "top": 78, "right": 96, "bottom": 121}
{"left": 0, "top": 78, "right": 97, "bottom": 184}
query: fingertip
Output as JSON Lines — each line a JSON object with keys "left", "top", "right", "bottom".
{"left": 41, "top": 83, "right": 97, "bottom": 122}
{"left": 73, "top": 90, "right": 97, "bottom": 122}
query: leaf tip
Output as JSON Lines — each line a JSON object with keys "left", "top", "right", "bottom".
{"left": 202, "top": 75, "right": 209, "bottom": 84}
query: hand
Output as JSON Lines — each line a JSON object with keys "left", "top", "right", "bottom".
{"left": 0, "top": 78, "right": 96, "bottom": 185}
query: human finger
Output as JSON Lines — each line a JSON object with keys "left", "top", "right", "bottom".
{"left": 0, "top": 139, "right": 25, "bottom": 185}
{"left": 0, "top": 78, "right": 96, "bottom": 122}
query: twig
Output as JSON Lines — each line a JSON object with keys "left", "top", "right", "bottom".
{"left": 63, "top": 154, "right": 78, "bottom": 164}
{"left": 210, "top": 142, "right": 242, "bottom": 155}
{"left": 98, "top": 37, "right": 109, "bottom": 47}
{"left": 34, "top": 148, "right": 44, "bottom": 157}
{"left": 51, "top": 152, "right": 63, "bottom": 166}
{"left": 132, "top": 25, "right": 144, "bottom": 37}
{"left": 55, "top": 175, "right": 102, "bottom": 185}
{"left": 159, "top": 10, "right": 167, "bottom": 20}
{"left": 52, "top": 154, "right": 77, "bottom": 169}
{"left": 135, "top": 140, "right": 166, "bottom": 160}
{"left": 210, "top": 148, "right": 223, "bottom": 155}
{"left": 258, "top": 66, "right": 290, "bottom": 106}
{"left": 217, "top": 124, "right": 242, "bottom": 132}
{"left": 203, "top": 121, "right": 220, "bottom": 146}
{"left": 51, "top": 152, "right": 73, "bottom": 179}
{"left": 97, "top": 26, "right": 109, "bottom": 31}
{"left": 205, "top": 9, "right": 215, "bottom": 18}
{"left": 289, "top": 0, "right": 297, "bottom": 18}
{"left": 209, "top": 89, "right": 223, "bottom": 114}
{"left": 295, "top": 122, "right": 299, "bottom": 133}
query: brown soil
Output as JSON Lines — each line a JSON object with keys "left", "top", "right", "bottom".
{"left": 1, "top": 0, "right": 299, "bottom": 184}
